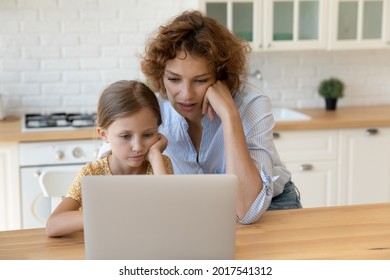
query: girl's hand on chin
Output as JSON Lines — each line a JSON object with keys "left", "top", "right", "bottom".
{"left": 146, "top": 133, "right": 168, "bottom": 161}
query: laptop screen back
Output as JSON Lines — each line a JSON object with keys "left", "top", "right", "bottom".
{"left": 82, "top": 174, "right": 237, "bottom": 260}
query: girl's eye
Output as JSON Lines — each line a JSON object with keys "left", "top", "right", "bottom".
{"left": 120, "top": 134, "right": 130, "bottom": 140}
{"left": 144, "top": 132, "right": 154, "bottom": 138}
{"left": 195, "top": 79, "right": 208, "bottom": 84}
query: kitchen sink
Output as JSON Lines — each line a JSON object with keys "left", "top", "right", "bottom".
{"left": 272, "top": 108, "right": 311, "bottom": 122}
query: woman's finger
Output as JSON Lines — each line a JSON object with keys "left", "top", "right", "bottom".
{"left": 207, "top": 105, "right": 214, "bottom": 121}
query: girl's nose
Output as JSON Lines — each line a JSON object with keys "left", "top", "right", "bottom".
{"left": 131, "top": 138, "right": 144, "bottom": 151}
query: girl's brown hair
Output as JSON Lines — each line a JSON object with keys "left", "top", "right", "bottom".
{"left": 97, "top": 80, "right": 162, "bottom": 130}
{"left": 140, "top": 10, "right": 251, "bottom": 98}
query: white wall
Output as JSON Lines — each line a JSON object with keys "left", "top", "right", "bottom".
{"left": 248, "top": 49, "right": 390, "bottom": 109}
{"left": 0, "top": 0, "right": 389, "bottom": 116}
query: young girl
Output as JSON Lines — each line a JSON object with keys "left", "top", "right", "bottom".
{"left": 45, "top": 80, "right": 174, "bottom": 237}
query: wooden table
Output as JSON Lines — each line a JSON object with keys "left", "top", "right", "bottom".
{"left": 1, "top": 203, "right": 389, "bottom": 260}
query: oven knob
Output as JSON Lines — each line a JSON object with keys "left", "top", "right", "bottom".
{"left": 55, "top": 151, "right": 65, "bottom": 160}
{"left": 72, "top": 147, "right": 84, "bottom": 158}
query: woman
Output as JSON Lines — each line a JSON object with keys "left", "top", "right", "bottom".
{"left": 101, "top": 10, "right": 302, "bottom": 224}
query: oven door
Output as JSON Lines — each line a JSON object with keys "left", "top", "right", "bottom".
{"left": 20, "top": 165, "right": 83, "bottom": 229}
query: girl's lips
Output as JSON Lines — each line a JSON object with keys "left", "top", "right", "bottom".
{"left": 129, "top": 154, "right": 145, "bottom": 161}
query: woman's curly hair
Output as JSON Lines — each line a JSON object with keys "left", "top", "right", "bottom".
{"left": 140, "top": 10, "right": 251, "bottom": 98}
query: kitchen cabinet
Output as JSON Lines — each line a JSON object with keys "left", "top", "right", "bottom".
{"left": 200, "top": 0, "right": 327, "bottom": 51}
{"left": 200, "top": 0, "right": 260, "bottom": 49}
{"left": 200, "top": 0, "right": 390, "bottom": 50}
{"left": 329, "top": 0, "right": 390, "bottom": 49}
{"left": 263, "top": 0, "right": 328, "bottom": 50}
{"left": 274, "top": 126, "right": 390, "bottom": 208}
{"left": 273, "top": 130, "right": 339, "bottom": 208}
{"left": 0, "top": 142, "right": 21, "bottom": 230}
{"left": 339, "top": 127, "right": 390, "bottom": 205}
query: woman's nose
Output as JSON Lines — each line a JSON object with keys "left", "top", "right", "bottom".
{"left": 181, "top": 82, "right": 193, "bottom": 98}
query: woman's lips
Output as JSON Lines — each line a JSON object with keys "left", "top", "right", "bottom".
{"left": 177, "top": 102, "right": 196, "bottom": 112}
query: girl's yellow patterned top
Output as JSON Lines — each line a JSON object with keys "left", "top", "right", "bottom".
{"left": 66, "top": 155, "right": 174, "bottom": 205}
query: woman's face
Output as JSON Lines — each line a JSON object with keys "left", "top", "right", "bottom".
{"left": 163, "top": 51, "right": 215, "bottom": 123}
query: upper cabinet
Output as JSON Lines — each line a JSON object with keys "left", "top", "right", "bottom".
{"left": 199, "top": 0, "right": 390, "bottom": 51}
{"left": 329, "top": 0, "right": 390, "bottom": 49}
{"left": 264, "top": 0, "right": 328, "bottom": 50}
{"left": 201, "top": 0, "right": 260, "bottom": 49}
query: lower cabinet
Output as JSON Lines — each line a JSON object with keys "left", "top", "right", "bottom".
{"left": 339, "top": 127, "right": 390, "bottom": 205}
{"left": 284, "top": 161, "right": 338, "bottom": 208}
{"left": 0, "top": 142, "right": 21, "bottom": 230}
{"left": 274, "top": 127, "right": 390, "bottom": 208}
{"left": 273, "top": 129, "right": 339, "bottom": 208}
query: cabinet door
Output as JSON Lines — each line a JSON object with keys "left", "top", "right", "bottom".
{"left": 339, "top": 127, "right": 390, "bottom": 205}
{"left": 273, "top": 129, "right": 339, "bottom": 161}
{"left": 0, "top": 142, "right": 21, "bottom": 230}
{"left": 264, "top": 0, "right": 328, "bottom": 50}
{"left": 273, "top": 130, "right": 339, "bottom": 208}
{"left": 330, "top": 0, "right": 390, "bottom": 49}
{"left": 200, "top": 0, "right": 259, "bottom": 48}
{"left": 284, "top": 161, "right": 338, "bottom": 208}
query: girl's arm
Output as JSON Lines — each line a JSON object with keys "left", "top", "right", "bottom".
{"left": 45, "top": 197, "right": 83, "bottom": 237}
{"left": 203, "top": 81, "right": 263, "bottom": 220}
{"left": 146, "top": 133, "right": 169, "bottom": 175}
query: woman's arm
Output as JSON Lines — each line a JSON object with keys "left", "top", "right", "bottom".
{"left": 45, "top": 197, "right": 83, "bottom": 237}
{"left": 203, "top": 81, "right": 263, "bottom": 220}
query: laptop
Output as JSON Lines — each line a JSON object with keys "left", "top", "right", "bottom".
{"left": 81, "top": 174, "right": 237, "bottom": 260}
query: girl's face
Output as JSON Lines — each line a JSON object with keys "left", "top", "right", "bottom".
{"left": 163, "top": 51, "right": 215, "bottom": 123}
{"left": 98, "top": 108, "right": 159, "bottom": 174}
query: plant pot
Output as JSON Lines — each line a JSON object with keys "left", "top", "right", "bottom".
{"left": 325, "top": 98, "right": 338, "bottom": 111}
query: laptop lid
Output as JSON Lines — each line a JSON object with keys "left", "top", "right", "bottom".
{"left": 82, "top": 174, "right": 237, "bottom": 260}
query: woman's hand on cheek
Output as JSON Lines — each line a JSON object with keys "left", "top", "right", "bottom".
{"left": 202, "top": 94, "right": 215, "bottom": 121}
{"left": 202, "top": 81, "right": 236, "bottom": 121}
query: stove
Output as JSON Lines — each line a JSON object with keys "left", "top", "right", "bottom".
{"left": 22, "top": 112, "right": 97, "bottom": 131}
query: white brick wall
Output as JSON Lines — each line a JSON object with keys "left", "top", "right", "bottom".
{"left": 248, "top": 50, "right": 390, "bottom": 109}
{"left": 0, "top": 0, "right": 389, "bottom": 116}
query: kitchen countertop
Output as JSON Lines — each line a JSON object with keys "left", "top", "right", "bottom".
{"left": 276, "top": 105, "right": 390, "bottom": 131}
{"left": 1, "top": 105, "right": 390, "bottom": 142}
{"left": 0, "top": 116, "right": 98, "bottom": 142}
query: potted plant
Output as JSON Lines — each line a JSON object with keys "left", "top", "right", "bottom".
{"left": 318, "top": 77, "right": 344, "bottom": 111}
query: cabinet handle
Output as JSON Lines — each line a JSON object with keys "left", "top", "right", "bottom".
{"left": 300, "top": 164, "right": 313, "bottom": 171}
{"left": 365, "top": 128, "right": 379, "bottom": 136}
{"left": 273, "top": 132, "right": 280, "bottom": 139}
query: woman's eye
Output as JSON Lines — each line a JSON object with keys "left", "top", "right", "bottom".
{"left": 195, "top": 79, "right": 207, "bottom": 84}
{"left": 120, "top": 135, "right": 130, "bottom": 140}
{"left": 167, "top": 77, "right": 180, "bottom": 83}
